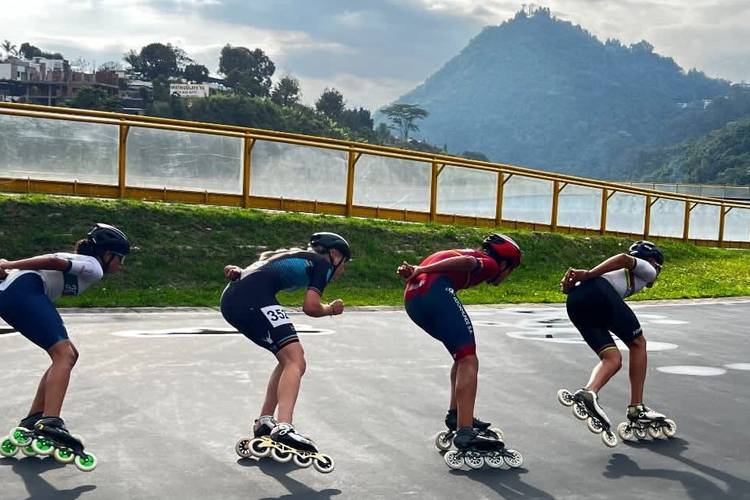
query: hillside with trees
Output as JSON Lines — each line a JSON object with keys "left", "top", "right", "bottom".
{"left": 392, "top": 7, "right": 749, "bottom": 180}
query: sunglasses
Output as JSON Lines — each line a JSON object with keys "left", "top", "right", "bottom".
{"left": 113, "top": 253, "right": 126, "bottom": 264}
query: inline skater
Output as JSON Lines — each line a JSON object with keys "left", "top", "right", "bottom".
{"left": 0, "top": 223, "right": 129, "bottom": 470}
{"left": 224, "top": 232, "right": 349, "bottom": 473}
{"left": 558, "top": 240, "right": 675, "bottom": 446}
{"left": 397, "top": 233, "right": 524, "bottom": 469}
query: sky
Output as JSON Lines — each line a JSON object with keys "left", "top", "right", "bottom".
{"left": 1, "top": 0, "right": 748, "bottom": 110}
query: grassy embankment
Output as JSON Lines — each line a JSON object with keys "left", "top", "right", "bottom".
{"left": 1, "top": 193, "right": 749, "bottom": 307}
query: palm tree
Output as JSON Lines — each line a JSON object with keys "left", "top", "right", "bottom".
{"left": 2, "top": 40, "right": 17, "bottom": 58}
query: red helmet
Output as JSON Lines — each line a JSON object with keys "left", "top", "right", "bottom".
{"left": 481, "top": 233, "right": 522, "bottom": 269}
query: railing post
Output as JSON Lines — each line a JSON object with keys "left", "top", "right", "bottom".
{"left": 599, "top": 188, "right": 608, "bottom": 235}
{"left": 495, "top": 172, "right": 505, "bottom": 227}
{"left": 551, "top": 181, "right": 566, "bottom": 232}
{"left": 242, "top": 135, "right": 255, "bottom": 208}
{"left": 345, "top": 150, "right": 361, "bottom": 217}
{"left": 118, "top": 123, "right": 129, "bottom": 199}
{"left": 683, "top": 201, "right": 692, "bottom": 242}
{"left": 644, "top": 195, "right": 652, "bottom": 238}
{"left": 718, "top": 205, "right": 731, "bottom": 248}
{"left": 430, "top": 161, "right": 440, "bottom": 223}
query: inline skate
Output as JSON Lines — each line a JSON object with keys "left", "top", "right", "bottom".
{"left": 237, "top": 421, "right": 334, "bottom": 473}
{"left": 617, "top": 404, "right": 676, "bottom": 441}
{"left": 558, "top": 388, "right": 617, "bottom": 447}
{"left": 435, "top": 409, "right": 504, "bottom": 451}
{"left": 443, "top": 427, "right": 523, "bottom": 470}
{"left": 1, "top": 412, "right": 43, "bottom": 459}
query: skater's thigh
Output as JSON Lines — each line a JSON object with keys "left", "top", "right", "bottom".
{"left": 580, "top": 327, "right": 617, "bottom": 357}
{"left": 223, "top": 293, "right": 299, "bottom": 355}
{"left": 0, "top": 274, "right": 68, "bottom": 351}
{"left": 607, "top": 300, "right": 642, "bottom": 346}
{"left": 427, "top": 284, "right": 475, "bottom": 358}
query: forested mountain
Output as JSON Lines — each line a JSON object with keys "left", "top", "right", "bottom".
{"left": 391, "top": 7, "right": 747, "bottom": 180}
{"left": 632, "top": 116, "right": 750, "bottom": 184}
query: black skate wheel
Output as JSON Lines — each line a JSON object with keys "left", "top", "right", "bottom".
{"left": 235, "top": 438, "right": 253, "bottom": 459}
{"left": 313, "top": 453, "right": 335, "bottom": 473}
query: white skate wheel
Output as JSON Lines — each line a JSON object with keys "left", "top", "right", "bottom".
{"left": 444, "top": 450, "right": 464, "bottom": 470}
{"left": 235, "top": 438, "right": 254, "bottom": 459}
{"left": 504, "top": 449, "right": 524, "bottom": 468}
{"left": 248, "top": 437, "right": 270, "bottom": 458}
{"left": 293, "top": 454, "right": 314, "bottom": 468}
{"left": 313, "top": 453, "right": 334, "bottom": 473}
{"left": 633, "top": 427, "right": 647, "bottom": 440}
{"left": 20, "top": 445, "right": 38, "bottom": 457}
{"left": 572, "top": 403, "right": 588, "bottom": 420}
{"left": 663, "top": 419, "right": 677, "bottom": 438}
{"left": 74, "top": 452, "right": 97, "bottom": 472}
{"left": 464, "top": 452, "right": 484, "bottom": 469}
{"left": 271, "top": 447, "right": 293, "bottom": 463}
{"left": 9, "top": 427, "right": 33, "bottom": 447}
{"left": 587, "top": 417, "right": 603, "bottom": 434}
{"left": 53, "top": 447, "right": 75, "bottom": 464}
{"left": 617, "top": 422, "right": 633, "bottom": 442}
{"left": 601, "top": 430, "right": 617, "bottom": 448}
{"left": 484, "top": 452, "right": 504, "bottom": 469}
{"left": 557, "top": 389, "right": 574, "bottom": 407}
{"left": 647, "top": 425, "right": 663, "bottom": 440}
{"left": 488, "top": 427, "right": 504, "bottom": 441}
{"left": 435, "top": 431, "right": 453, "bottom": 451}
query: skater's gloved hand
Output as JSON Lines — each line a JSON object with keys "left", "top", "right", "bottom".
{"left": 560, "top": 268, "right": 589, "bottom": 293}
{"left": 328, "top": 299, "right": 344, "bottom": 316}
{"left": 397, "top": 261, "right": 423, "bottom": 281}
{"left": 224, "top": 265, "right": 242, "bottom": 281}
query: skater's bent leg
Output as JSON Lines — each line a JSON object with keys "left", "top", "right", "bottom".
{"left": 628, "top": 335, "right": 647, "bottom": 405}
{"left": 43, "top": 340, "right": 79, "bottom": 417}
{"left": 275, "top": 342, "right": 306, "bottom": 424}
{"left": 27, "top": 366, "right": 52, "bottom": 417}
{"left": 449, "top": 361, "right": 458, "bottom": 410}
{"left": 585, "top": 347, "right": 621, "bottom": 393}
{"left": 455, "top": 354, "right": 479, "bottom": 428}
{"left": 260, "top": 363, "right": 283, "bottom": 416}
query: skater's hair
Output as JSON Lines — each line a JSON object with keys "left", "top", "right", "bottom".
{"left": 258, "top": 247, "right": 304, "bottom": 261}
{"left": 74, "top": 239, "right": 97, "bottom": 256}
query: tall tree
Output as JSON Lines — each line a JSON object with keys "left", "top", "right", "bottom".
{"left": 271, "top": 75, "right": 301, "bottom": 106}
{"left": 219, "top": 45, "right": 275, "bottom": 97}
{"left": 18, "top": 42, "right": 42, "bottom": 59}
{"left": 183, "top": 64, "right": 209, "bottom": 83}
{"left": 315, "top": 88, "right": 345, "bottom": 120}
{"left": 67, "top": 87, "right": 122, "bottom": 112}
{"left": 139, "top": 43, "right": 180, "bottom": 80}
{"left": 380, "top": 103, "right": 429, "bottom": 142}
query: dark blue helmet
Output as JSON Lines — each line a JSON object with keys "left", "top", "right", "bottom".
{"left": 87, "top": 223, "right": 130, "bottom": 255}
{"left": 628, "top": 240, "right": 663, "bottom": 266}
{"left": 310, "top": 232, "right": 351, "bottom": 261}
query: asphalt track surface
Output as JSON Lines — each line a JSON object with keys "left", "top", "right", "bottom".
{"left": 1, "top": 299, "right": 749, "bottom": 500}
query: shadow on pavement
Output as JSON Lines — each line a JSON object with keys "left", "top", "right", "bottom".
{"left": 449, "top": 467, "right": 555, "bottom": 499}
{"left": 604, "top": 438, "right": 750, "bottom": 499}
{"left": 0, "top": 456, "right": 96, "bottom": 500}
{"left": 237, "top": 458, "right": 342, "bottom": 499}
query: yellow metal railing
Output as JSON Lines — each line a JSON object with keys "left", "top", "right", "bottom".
{"left": 1, "top": 102, "right": 749, "bottom": 248}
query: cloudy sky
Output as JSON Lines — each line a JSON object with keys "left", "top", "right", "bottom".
{"left": 2, "top": 0, "right": 748, "bottom": 109}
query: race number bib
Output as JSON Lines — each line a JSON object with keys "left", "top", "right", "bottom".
{"left": 260, "top": 305, "right": 293, "bottom": 328}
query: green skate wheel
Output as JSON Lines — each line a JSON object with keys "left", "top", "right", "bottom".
{"left": 313, "top": 453, "right": 335, "bottom": 474}
{"left": 74, "top": 452, "right": 97, "bottom": 472}
{"left": 270, "top": 447, "right": 293, "bottom": 463}
{"left": 601, "top": 430, "right": 617, "bottom": 448}
{"left": 617, "top": 422, "right": 633, "bottom": 442}
{"left": 1, "top": 437, "right": 19, "bottom": 458}
{"left": 504, "top": 449, "right": 524, "bottom": 468}
{"left": 21, "top": 445, "right": 38, "bottom": 457}
{"left": 435, "top": 431, "right": 452, "bottom": 451}
{"left": 10, "top": 427, "right": 33, "bottom": 447}
{"left": 31, "top": 437, "right": 54, "bottom": 455}
{"left": 663, "top": 419, "right": 677, "bottom": 438}
{"left": 53, "top": 447, "right": 76, "bottom": 464}
{"left": 293, "top": 454, "right": 314, "bottom": 468}
{"left": 444, "top": 450, "right": 464, "bottom": 470}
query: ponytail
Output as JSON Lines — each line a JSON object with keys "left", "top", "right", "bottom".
{"left": 75, "top": 239, "right": 97, "bottom": 256}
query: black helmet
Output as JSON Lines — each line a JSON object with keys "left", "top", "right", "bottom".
{"left": 481, "top": 233, "right": 522, "bottom": 269}
{"left": 87, "top": 223, "right": 130, "bottom": 255}
{"left": 628, "top": 240, "right": 663, "bottom": 266}
{"left": 310, "top": 232, "right": 351, "bottom": 261}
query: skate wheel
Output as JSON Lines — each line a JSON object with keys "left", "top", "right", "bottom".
{"left": 248, "top": 437, "right": 270, "bottom": 458}
{"left": 465, "top": 452, "right": 484, "bottom": 470}
{"left": 53, "top": 447, "right": 76, "bottom": 464}
{"left": 633, "top": 427, "right": 647, "bottom": 440}
{"left": 617, "top": 422, "right": 633, "bottom": 442}
{"left": 1, "top": 437, "right": 19, "bottom": 458}
{"left": 485, "top": 452, "right": 504, "bottom": 469}
{"left": 663, "top": 419, "right": 677, "bottom": 438}
{"left": 601, "top": 430, "right": 617, "bottom": 448}
{"left": 235, "top": 438, "right": 254, "bottom": 459}
{"left": 587, "top": 417, "right": 603, "bottom": 434}
{"left": 488, "top": 427, "right": 504, "bottom": 441}
{"left": 435, "top": 431, "right": 453, "bottom": 451}
{"left": 504, "top": 449, "right": 524, "bottom": 468}
{"left": 10, "top": 427, "right": 33, "bottom": 447}
{"left": 271, "top": 447, "right": 293, "bottom": 463}
{"left": 647, "top": 425, "right": 663, "bottom": 440}
{"left": 444, "top": 450, "right": 464, "bottom": 470}
{"left": 557, "top": 389, "right": 574, "bottom": 407}
{"left": 293, "top": 454, "right": 314, "bottom": 468}
{"left": 572, "top": 403, "right": 588, "bottom": 420}
{"left": 74, "top": 452, "right": 97, "bottom": 472}
{"left": 31, "top": 437, "right": 54, "bottom": 455}
{"left": 313, "top": 453, "right": 335, "bottom": 474}
{"left": 21, "top": 445, "right": 38, "bottom": 457}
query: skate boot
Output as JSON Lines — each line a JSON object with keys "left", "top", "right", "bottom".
{"left": 1, "top": 412, "right": 43, "bottom": 459}
{"left": 31, "top": 417, "right": 97, "bottom": 471}
{"left": 236, "top": 415, "right": 277, "bottom": 459}
{"left": 436, "top": 409, "right": 504, "bottom": 451}
{"left": 443, "top": 427, "right": 523, "bottom": 470}
{"left": 617, "top": 404, "right": 677, "bottom": 441}
{"left": 244, "top": 422, "right": 335, "bottom": 473}
{"left": 557, "top": 388, "right": 617, "bottom": 447}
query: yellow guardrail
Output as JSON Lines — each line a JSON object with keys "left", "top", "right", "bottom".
{"left": 1, "top": 102, "right": 748, "bottom": 248}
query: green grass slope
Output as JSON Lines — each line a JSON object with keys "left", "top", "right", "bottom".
{"left": 1, "top": 194, "right": 748, "bottom": 307}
